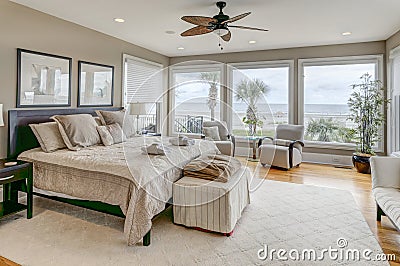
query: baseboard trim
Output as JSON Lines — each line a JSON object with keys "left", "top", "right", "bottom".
{"left": 303, "top": 152, "right": 353, "bottom": 167}
{"left": 235, "top": 147, "right": 353, "bottom": 167}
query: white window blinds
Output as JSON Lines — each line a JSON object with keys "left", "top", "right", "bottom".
{"left": 124, "top": 55, "right": 163, "bottom": 105}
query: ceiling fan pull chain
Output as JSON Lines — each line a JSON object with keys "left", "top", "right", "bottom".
{"left": 218, "top": 37, "right": 223, "bottom": 51}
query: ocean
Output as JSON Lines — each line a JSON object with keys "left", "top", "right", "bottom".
{"left": 174, "top": 102, "right": 350, "bottom": 116}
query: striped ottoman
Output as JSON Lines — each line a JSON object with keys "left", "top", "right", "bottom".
{"left": 173, "top": 167, "right": 250, "bottom": 235}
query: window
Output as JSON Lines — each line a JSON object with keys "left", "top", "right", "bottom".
{"left": 123, "top": 54, "right": 163, "bottom": 133}
{"left": 389, "top": 46, "right": 400, "bottom": 153}
{"left": 299, "top": 55, "right": 383, "bottom": 146}
{"left": 170, "top": 64, "right": 223, "bottom": 135}
{"left": 228, "top": 61, "right": 293, "bottom": 137}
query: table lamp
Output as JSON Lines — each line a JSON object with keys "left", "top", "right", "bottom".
{"left": 129, "top": 103, "right": 148, "bottom": 135}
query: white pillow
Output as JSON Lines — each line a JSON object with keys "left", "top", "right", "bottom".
{"left": 30, "top": 122, "right": 66, "bottom": 152}
{"left": 203, "top": 126, "right": 221, "bottom": 141}
{"left": 97, "top": 123, "right": 126, "bottom": 146}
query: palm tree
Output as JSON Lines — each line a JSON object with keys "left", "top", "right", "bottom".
{"left": 235, "top": 78, "right": 269, "bottom": 135}
{"left": 305, "top": 118, "right": 355, "bottom": 143}
{"left": 200, "top": 72, "right": 220, "bottom": 121}
{"left": 306, "top": 118, "right": 339, "bottom": 142}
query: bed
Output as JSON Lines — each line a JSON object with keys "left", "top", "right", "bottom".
{"left": 8, "top": 108, "right": 218, "bottom": 246}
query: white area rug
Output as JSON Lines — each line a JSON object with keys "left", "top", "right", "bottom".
{"left": 0, "top": 180, "right": 387, "bottom": 265}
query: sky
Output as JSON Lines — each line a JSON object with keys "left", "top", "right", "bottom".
{"left": 173, "top": 63, "right": 376, "bottom": 106}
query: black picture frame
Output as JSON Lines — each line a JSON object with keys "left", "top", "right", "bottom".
{"left": 78, "top": 61, "right": 114, "bottom": 107}
{"left": 17, "top": 48, "right": 72, "bottom": 108}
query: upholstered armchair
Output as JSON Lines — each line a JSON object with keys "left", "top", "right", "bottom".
{"left": 202, "top": 121, "right": 236, "bottom": 156}
{"left": 258, "top": 124, "right": 304, "bottom": 169}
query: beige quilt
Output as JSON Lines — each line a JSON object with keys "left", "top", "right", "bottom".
{"left": 19, "top": 137, "right": 219, "bottom": 245}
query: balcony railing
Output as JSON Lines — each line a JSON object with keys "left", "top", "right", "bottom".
{"left": 175, "top": 115, "right": 203, "bottom": 134}
{"left": 137, "top": 115, "right": 157, "bottom": 133}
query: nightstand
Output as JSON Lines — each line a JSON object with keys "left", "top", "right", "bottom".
{"left": 0, "top": 159, "right": 33, "bottom": 219}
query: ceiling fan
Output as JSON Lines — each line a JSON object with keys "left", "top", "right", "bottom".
{"left": 180, "top": 1, "right": 268, "bottom": 42}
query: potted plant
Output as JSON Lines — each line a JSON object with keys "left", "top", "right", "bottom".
{"left": 347, "top": 73, "right": 389, "bottom": 174}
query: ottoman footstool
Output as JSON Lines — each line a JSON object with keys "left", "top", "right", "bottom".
{"left": 173, "top": 167, "right": 250, "bottom": 235}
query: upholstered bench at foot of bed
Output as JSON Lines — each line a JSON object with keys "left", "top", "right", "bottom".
{"left": 172, "top": 167, "right": 250, "bottom": 235}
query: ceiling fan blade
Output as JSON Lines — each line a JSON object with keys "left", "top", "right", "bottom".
{"left": 221, "top": 31, "right": 231, "bottom": 42}
{"left": 181, "top": 16, "right": 217, "bottom": 26}
{"left": 181, "top": 26, "right": 213, "bottom": 37}
{"left": 223, "top": 12, "right": 251, "bottom": 24}
{"left": 229, "top": 25, "right": 269, "bottom": 32}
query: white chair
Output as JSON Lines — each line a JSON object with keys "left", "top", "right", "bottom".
{"left": 202, "top": 121, "right": 236, "bottom": 156}
{"left": 258, "top": 124, "right": 304, "bottom": 170}
{"left": 371, "top": 157, "right": 400, "bottom": 230}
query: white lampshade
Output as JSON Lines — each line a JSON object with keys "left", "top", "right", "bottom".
{"left": 129, "top": 102, "right": 149, "bottom": 116}
{"left": 0, "top": 104, "right": 4, "bottom": 127}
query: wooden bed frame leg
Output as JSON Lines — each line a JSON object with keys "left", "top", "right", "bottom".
{"left": 143, "top": 230, "right": 151, "bottom": 246}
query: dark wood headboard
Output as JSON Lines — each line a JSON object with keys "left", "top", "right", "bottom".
{"left": 8, "top": 107, "right": 123, "bottom": 159}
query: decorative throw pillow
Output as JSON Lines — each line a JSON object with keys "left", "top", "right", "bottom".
{"left": 29, "top": 122, "right": 66, "bottom": 152}
{"left": 96, "top": 123, "right": 126, "bottom": 146}
{"left": 94, "top": 116, "right": 103, "bottom": 126}
{"left": 95, "top": 110, "right": 136, "bottom": 138}
{"left": 203, "top": 126, "right": 221, "bottom": 141}
{"left": 96, "top": 126, "right": 114, "bottom": 146}
{"left": 52, "top": 114, "right": 101, "bottom": 150}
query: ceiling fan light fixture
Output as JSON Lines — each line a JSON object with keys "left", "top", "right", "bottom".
{"left": 214, "top": 28, "right": 229, "bottom": 36}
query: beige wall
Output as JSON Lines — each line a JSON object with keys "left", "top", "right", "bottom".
{"left": 386, "top": 29, "right": 400, "bottom": 54}
{"left": 0, "top": 0, "right": 169, "bottom": 157}
{"left": 170, "top": 42, "right": 387, "bottom": 156}
{"left": 170, "top": 42, "right": 386, "bottom": 65}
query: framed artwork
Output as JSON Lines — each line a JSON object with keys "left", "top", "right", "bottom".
{"left": 78, "top": 61, "right": 114, "bottom": 107}
{"left": 17, "top": 48, "right": 72, "bottom": 107}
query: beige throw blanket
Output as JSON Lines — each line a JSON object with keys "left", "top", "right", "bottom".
{"left": 183, "top": 154, "right": 242, "bottom": 183}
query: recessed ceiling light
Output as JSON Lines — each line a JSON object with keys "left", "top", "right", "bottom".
{"left": 114, "top": 18, "right": 125, "bottom": 23}
{"left": 165, "top": 30, "right": 176, "bottom": 35}
{"left": 177, "top": 47, "right": 185, "bottom": 50}
{"left": 342, "top": 32, "right": 352, "bottom": 36}
{"left": 249, "top": 40, "right": 257, "bottom": 44}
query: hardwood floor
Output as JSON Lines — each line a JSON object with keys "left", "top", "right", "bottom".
{"left": 241, "top": 160, "right": 400, "bottom": 265}
{"left": 0, "top": 256, "right": 20, "bottom": 266}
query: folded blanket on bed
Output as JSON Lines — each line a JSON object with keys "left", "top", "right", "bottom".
{"left": 169, "top": 136, "right": 195, "bottom": 146}
{"left": 141, "top": 143, "right": 169, "bottom": 155}
{"left": 183, "top": 154, "right": 242, "bottom": 183}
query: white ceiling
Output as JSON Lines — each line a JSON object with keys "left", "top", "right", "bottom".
{"left": 11, "top": 0, "right": 400, "bottom": 57}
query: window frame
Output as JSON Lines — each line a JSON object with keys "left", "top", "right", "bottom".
{"left": 122, "top": 54, "right": 164, "bottom": 133}
{"left": 388, "top": 45, "right": 400, "bottom": 154}
{"left": 298, "top": 54, "right": 384, "bottom": 151}
{"left": 168, "top": 62, "right": 225, "bottom": 136}
{"left": 122, "top": 54, "right": 164, "bottom": 108}
{"left": 226, "top": 60, "right": 295, "bottom": 136}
